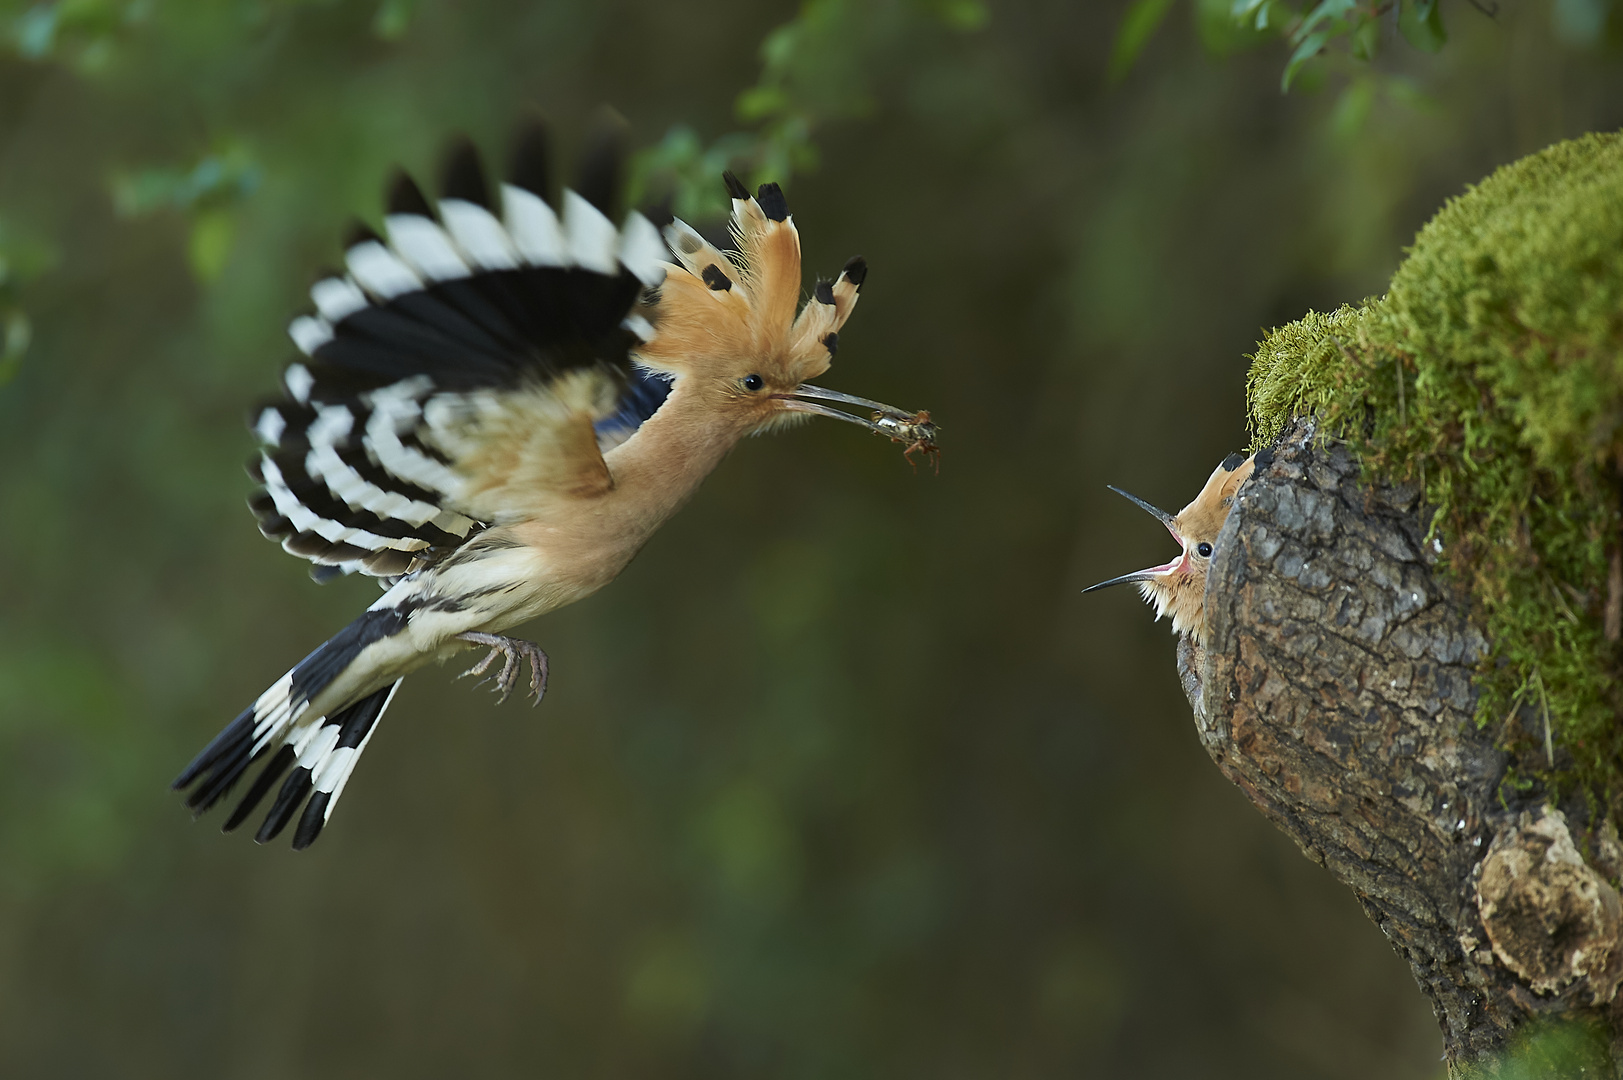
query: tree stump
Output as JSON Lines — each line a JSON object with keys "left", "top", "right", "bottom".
{"left": 1180, "top": 417, "right": 1623, "bottom": 1076}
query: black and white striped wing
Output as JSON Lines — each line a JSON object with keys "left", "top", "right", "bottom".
{"left": 248, "top": 131, "right": 669, "bottom": 579}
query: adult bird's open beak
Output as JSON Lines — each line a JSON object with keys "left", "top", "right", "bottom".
{"left": 1082, "top": 486, "right": 1187, "bottom": 593}
{"left": 775, "top": 386, "right": 941, "bottom": 473}
{"left": 774, "top": 384, "right": 939, "bottom": 442}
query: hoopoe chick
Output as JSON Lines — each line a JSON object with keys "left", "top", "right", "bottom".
{"left": 172, "top": 119, "right": 936, "bottom": 849}
{"left": 1084, "top": 451, "right": 1257, "bottom": 645}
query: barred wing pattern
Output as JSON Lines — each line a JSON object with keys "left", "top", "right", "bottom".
{"left": 175, "top": 126, "right": 672, "bottom": 848}
{"left": 247, "top": 131, "right": 668, "bottom": 580}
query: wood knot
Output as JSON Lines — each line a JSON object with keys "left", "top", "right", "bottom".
{"left": 1475, "top": 808, "right": 1623, "bottom": 1004}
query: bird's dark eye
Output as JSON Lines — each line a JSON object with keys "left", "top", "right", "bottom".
{"left": 1196, "top": 542, "right": 1214, "bottom": 558}
{"left": 742, "top": 374, "right": 764, "bottom": 392}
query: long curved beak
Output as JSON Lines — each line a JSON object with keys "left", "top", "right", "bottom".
{"left": 1082, "top": 568, "right": 1161, "bottom": 594}
{"left": 1083, "top": 485, "right": 1186, "bottom": 593}
{"left": 1106, "top": 485, "right": 1178, "bottom": 537}
{"left": 775, "top": 384, "right": 938, "bottom": 443}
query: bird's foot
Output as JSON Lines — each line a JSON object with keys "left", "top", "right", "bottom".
{"left": 455, "top": 633, "right": 549, "bottom": 705}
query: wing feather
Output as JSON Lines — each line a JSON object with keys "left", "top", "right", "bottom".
{"left": 250, "top": 129, "right": 673, "bottom": 578}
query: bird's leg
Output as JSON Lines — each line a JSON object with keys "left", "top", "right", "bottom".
{"left": 455, "top": 632, "right": 549, "bottom": 705}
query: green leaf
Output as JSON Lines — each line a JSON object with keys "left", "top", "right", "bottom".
{"left": 1398, "top": 0, "right": 1447, "bottom": 52}
{"left": 1281, "top": 28, "right": 1329, "bottom": 91}
{"left": 1108, "top": 0, "right": 1177, "bottom": 84}
{"left": 1229, "top": 0, "right": 1287, "bottom": 29}
{"left": 1295, "top": 0, "right": 1357, "bottom": 39}
{"left": 1200, "top": 0, "right": 1277, "bottom": 52}
{"left": 1281, "top": 0, "right": 1357, "bottom": 88}
{"left": 1351, "top": 13, "right": 1379, "bottom": 60}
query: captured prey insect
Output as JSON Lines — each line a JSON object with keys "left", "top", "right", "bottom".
{"left": 878, "top": 409, "right": 940, "bottom": 473}
{"left": 171, "top": 117, "right": 941, "bottom": 849}
{"left": 1084, "top": 450, "right": 1262, "bottom": 645}
{"left": 789, "top": 384, "right": 941, "bottom": 472}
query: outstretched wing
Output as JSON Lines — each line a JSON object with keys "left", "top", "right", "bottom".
{"left": 248, "top": 123, "right": 670, "bottom": 579}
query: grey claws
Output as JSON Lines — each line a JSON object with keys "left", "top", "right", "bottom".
{"left": 455, "top": 632, "right": 549, "bottom": 705}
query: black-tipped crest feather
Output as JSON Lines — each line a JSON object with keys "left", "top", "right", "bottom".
{"left": 756, "top": 182, "right": 789, "bottom": 221}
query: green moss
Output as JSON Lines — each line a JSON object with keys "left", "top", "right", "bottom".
{"left": 1246, "top": 130, "right": 1623, "bottom": 808}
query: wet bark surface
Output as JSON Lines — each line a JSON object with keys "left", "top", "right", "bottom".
{"left": 1180, "top": 418, "right": 1623, "bottom": 1076}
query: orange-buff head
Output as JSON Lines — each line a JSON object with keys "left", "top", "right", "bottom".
{"left": 1084, "top": 451, "right": 1257, "bottom": 644}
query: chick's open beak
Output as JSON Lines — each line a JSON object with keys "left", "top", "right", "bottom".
{"left": 1081, "top": 555, "right": 1190, "bottom": 594}
{"left": 1082, "top": 485, "right": 1189, "bottom": 594}
{"left": 1105, "top": 485, "right": 1181, "bottom": 543}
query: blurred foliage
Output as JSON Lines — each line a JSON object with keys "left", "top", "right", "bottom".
{"left": 0, "top": 0, "right": 1621, "bottom": 1076}
{"left": 6, "top": 0, "right": 150, "bottom": 71}
{"left": 0, "top": 216, "right": 50, "bottom": 383}
{"left": 1248, "top": 131, "right": 1623, "bottom": 822}
{"left": 629, "top": 0, "right": 988, "bottom": 221}
{"left": 113, "top": 141, "right": 261, "bottom": 281}
{"left": 1117, "top": 0, "right": 1623, "bottom": 91}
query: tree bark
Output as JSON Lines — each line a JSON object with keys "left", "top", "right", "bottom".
{"left": 1181, "top": 417, "right": 1623, "bottom": 1076}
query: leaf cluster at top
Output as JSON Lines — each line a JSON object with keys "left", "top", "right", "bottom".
{"left": 1109, "top": 0, "right": 1617, "bottom": 93}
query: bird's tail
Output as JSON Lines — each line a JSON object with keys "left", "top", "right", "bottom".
{"left": 174, "top": 607, "right": 412, "bottom": 849}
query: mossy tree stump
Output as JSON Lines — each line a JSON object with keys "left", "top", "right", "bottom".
{"left": 1189, "top": 132, "right": 1623, "bottom": 1075}
{"left": 1183, "top": 418, "right": 1623, "bottom": 1075}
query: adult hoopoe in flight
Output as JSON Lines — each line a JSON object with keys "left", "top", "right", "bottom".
{"left": 173, "top": 119, "right": 938, "bottom": 849}
{"left": 1084, "top": 450, "right": 1262, "bottom": 645}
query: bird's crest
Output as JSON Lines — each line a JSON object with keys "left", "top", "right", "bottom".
{"left": 635, "top": 173, "right": 865, "bottom": 390}
{"left": 180, "top": 119, "right": 938, "bottom": 850}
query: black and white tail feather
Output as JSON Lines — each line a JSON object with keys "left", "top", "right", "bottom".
{"left": 174, "top": 118, "right": 670, "bottom": 848}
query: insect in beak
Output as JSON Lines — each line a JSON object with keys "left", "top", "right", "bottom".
{"left": 1081, "top": 486, "right": 1188, "bottom": 594}
{"left": 775, "top": 384, "right": 941, "bottom": 469}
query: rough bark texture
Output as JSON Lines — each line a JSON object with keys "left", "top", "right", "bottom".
{"left": 1181, "top": 418, "right": 1623, "bottom": 1076}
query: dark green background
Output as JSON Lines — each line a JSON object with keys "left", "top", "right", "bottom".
{"left": 1, "top": 1, "right": 1620, "bottom": 1076}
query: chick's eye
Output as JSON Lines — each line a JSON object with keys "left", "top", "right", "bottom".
{"left": 1196, "top": 542, "right": 1214, "bottom": 558}
{"left": 742, "top": 374, "right": 764, "bottom": 392}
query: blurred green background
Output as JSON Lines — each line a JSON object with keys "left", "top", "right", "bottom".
{"left": 1, "top": 1, "right": 1621, "bottom": 1076}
